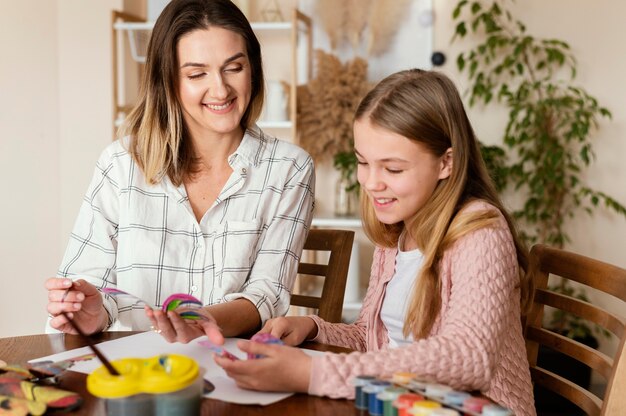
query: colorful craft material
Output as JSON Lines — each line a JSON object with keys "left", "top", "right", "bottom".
{"left": 0, "top": 377, "right": 83, "bottom": 414}
{"left": 354, "top": 376, "right": 512, "bottom": 416}
{"left": 101, "top": 289, "right": 209, "bottom": 321}
{"left": 246, "top": 333, "right": 284, "bottom": 359}
{"left": 197, "top": 340, "right": 240, "bottom": 361}
{"left": 0, "top": 355, "right": 93, "bottom": 414}
{"left": 198, "top": 333, "right": 285, "bottom": 361}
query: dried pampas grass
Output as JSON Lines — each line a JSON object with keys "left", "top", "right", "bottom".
{"left": 314, "top": 0, "right": 412, "bottom": 57}
{"left": 367, "top": 0, "right": 412, "bottom": 56}
{"left": 345, "top": 0, "right": 373, "bottom": 50}
{"left": 297, "top": 50, "right": 371, "bottom": 163}
{"left": 316, "top": 0, "right": 344, "bottom": 50}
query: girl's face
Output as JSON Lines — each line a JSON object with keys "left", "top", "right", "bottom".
{"left": 354, "top": 118, "right": 452, "bottom": 226}
{"left": 177, "top": 27, "right": 252, "bottom": 140}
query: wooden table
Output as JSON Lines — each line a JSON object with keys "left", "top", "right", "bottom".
{"left": 0, "top": 332, "right": 360, "bottom": 415}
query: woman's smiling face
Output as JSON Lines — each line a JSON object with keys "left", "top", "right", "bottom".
{"left": 355, "top": 118, "right": 452, "bottom": 226}
{"left": 177, "top": 26, "right": 252, "bottom": 139}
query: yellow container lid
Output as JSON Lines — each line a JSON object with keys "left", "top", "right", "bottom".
{"left": 87, "top": 354, "right": 199, "bottom": 398}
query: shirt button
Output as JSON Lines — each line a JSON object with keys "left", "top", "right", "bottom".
{"left": 241, "top": 168, "right": 247, "bottom": 174}
{"left": 191, "top": 285, "right": 198, "bottom": 292}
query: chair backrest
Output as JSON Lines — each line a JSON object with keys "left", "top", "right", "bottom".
{"left": 525, "top": 244, "right": 626, "bottom": 416}
{"left": 290, "top": 228, "right": 355, "bottom": 323}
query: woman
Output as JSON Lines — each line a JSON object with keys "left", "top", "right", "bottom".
{"left": 44, "top": 0, "right": 315, "bottom": 345}
{"left": 217, "top": 69, "right": 536, "bottom": 415}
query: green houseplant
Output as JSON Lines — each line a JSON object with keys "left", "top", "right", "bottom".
{"left": 450, "top": 0, "right": 626, "bottom": 342}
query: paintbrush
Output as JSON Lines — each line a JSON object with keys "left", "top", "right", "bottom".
{"left": 60, "top": 312, "right": 120, "bottom": 376}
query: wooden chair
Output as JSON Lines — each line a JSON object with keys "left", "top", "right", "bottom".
{"left": 290, "top": 229, "right": 355, "bottom": 323}
{"left": 525, "top": 244, "right": 626, "bottom": 416}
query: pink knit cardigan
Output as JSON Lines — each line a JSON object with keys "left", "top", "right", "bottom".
{"left": 307, "top": 201, "right": 535, "bottom": 416}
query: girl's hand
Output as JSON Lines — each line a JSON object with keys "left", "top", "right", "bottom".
{"left": 257, "top": 316, "right": 317, "bottom": 346}
{"left": 145, "top": 306, "right": 224, "bottom": 345}
{"left": 216, "top": 340, "right": 312, "bottom": 392}
{"left": 45, "top": 278, "right": 107, "bottom": 335}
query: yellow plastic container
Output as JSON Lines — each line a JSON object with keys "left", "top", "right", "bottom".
{"left": 87, "top": 354, "right": 202, "bottom": 416}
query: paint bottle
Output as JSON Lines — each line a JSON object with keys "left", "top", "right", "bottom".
{"left": 376, "top": 386, "right": 408, "bottom": 416}
{"left": 391, "top": 371, "right": 416, "bottom": 385}
{"left": 393, "top": 393, "right": 424, "bottom": 416}
{"left": 462, "top": 396, "right": 493, "bottom": 414}
{"left": 429, "top": 409, "right": 460, "bottom": 416}
{"left": 364, "top": 380, "right": 392, "bottom": 415}
{"left": 481, "top": 404, "right": 514, "bottom": 416}
{"left": 87, "top": 354, "right": 202, "bottom": 416}
{"left": 442, "top": 391, "right": 471, "bottom": 407}
{"left": 407, "top": 399, "right": 442, "bottom": 415}
{"left": 407, "top": 378, "right": 428, "bottom": 392}
{"left": 351, "top": 375, "right": 377, "bottom": 410}
{"left": 424, "top": 383, "right": 453, "bottom": 400}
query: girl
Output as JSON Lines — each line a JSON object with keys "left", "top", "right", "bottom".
{"left": 217, "top": 69, "right": 535, "bottom": 415}
{"left": 44, "top": 0, "right": 315, "bottom": 345}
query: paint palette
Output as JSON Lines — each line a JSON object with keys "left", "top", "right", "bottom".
{"left": 353, "top": 373, "right": 514, "bottom": 416}
{"left": 101, "top": 288, "right": 209, "bottom": 321}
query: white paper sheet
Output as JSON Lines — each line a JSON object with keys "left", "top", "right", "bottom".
{"left": 29, "top": 331, "right": 324, "bottom": 406}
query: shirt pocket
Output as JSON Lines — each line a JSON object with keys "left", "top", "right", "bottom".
{"left": 211, "top": 220, "right": 263, "bottom": 288}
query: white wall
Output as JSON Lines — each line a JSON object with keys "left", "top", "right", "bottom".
{"left": 0, "top": 0, "right": 61, "bottom": 337}
{"left": 0, "top": 0, "right": 123, "bottom": 337}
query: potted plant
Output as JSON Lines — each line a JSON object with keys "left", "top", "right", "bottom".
{"left": 333, "top": 151, "right": 360, "bottom": 216}
{"left": 450, "top": 1, "right": 626, "bottom": 410}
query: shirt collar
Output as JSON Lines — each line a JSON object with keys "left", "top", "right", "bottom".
{"left": 228, "top": 124, "right": 265, "bottom": 167}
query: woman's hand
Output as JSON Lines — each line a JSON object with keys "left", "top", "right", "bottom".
{"left": 45, "top": 278, "right": 107, "bottom": 335}
{"left": 257, "top": 316, "right": 318, "bottom": 346}
{"left": 145, "top": 306, "right": 224, "bottom": 345}
{"left": 216, "top": 341, "right": 312, "bottom": 392}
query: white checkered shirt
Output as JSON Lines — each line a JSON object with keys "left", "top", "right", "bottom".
{"left": 49, "top": 126, "right": 315, "bottom": 331}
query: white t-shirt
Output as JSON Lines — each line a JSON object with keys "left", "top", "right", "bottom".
{"left": 380, "top": 246, "right": 424, "bottom": 347}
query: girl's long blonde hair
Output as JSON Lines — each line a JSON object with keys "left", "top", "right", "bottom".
{"left": 120, "top": 0, "right": 265, "bottom": 185}
{"left": 355, "top": 69, "right": 533, "bottom": 339}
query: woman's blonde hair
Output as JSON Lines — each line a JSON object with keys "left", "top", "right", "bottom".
{"left": 120, "top": 0, "right": 265, "bottom": 185}
{"left": 355, "top": 69, "right": 533, "bottom": 339}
